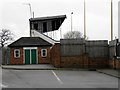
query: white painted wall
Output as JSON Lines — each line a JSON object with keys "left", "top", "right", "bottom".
{"left": 31, "top": 30, "right": 59, "bottom": 45}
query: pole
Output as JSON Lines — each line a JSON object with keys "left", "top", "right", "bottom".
{"left": 1, "top": 36, "right": 4, "bottom": 64}
{"left": 28, "top": 3, "right": 32, "bottom": 18}
{"left": 23, "top": 3, "right": 32, "bottom": 18}
{"left": 23, "top": 3, "right": 32, "bottom": 37}
{"left": 60, "top": 19, "right": 62, "bottom": 39}
{"left": 60, "top": 27, "right": 62, "bottom": 39}
{"left": 1, "top": 46, "right": 3, "bottom": 65}
{"left": 84, "top": 0, "right": 86, "bottom": 39}
{"left": 71, "top": 12, "right": 73, "bottom": 32}
{"left": 33, "top": 12, "right": 34, "bottom": 18}
{"left": 114, "top": 36, "right": 117, "bottom": 69}
{"left": 115, "top": 37, "right": 118, "bottom": 58}
{"left": 111, "top": 0, "right": 113, "bottom": 41}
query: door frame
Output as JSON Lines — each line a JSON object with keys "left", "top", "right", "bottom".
{"left": 23, "top": 47, "right": 38, "bottom": 64}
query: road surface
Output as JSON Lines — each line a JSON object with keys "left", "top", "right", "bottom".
{"left": 2, "top": 69, "right": 118, "bottom": 88}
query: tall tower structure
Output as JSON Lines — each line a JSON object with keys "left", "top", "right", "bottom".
{"left": 29, "top": 15, "right": 66, "bottom": 38}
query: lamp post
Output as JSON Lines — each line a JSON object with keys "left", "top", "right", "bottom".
{"left": 111, "top": 0, "right": 113, "bottom": 41}
{"left": 71, "top": 12, "right": 73, "bottom": 32}
{"left": 84, "top": 0, "right": 86, "bottom": 39}
{"left": 23, "top": 3, "right": 32, "bottom": 18}
{"left": 23, "top": 3, "right": 33, "bottom": 37}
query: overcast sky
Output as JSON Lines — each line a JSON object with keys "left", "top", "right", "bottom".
{"left": 0, "top": 0, "right": 119, "bottom": 41}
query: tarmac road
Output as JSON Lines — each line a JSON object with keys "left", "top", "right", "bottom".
{"left": 2, "top": 69, "right": 118, "bottom": 88}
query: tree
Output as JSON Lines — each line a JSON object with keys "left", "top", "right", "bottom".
{"left": 0, "top": 29, "right": 14, "bottom": 65}
{"left": 64, "top": 31, "right": 84, "bottom": 39}
{"left": 0, "top": 29, "right": 14, "bottom": 47}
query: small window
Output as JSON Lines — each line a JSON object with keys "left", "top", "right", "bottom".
{"left": 56, "top": 20, "right": 60, "bottom": 29}
{"left": 52, "top": 20, "right": 56, "bottom": 30}
{"left": 43, "top": 22, "right": 47, "bottom": 32}
{"left": 34, "top": 23, "right": 38, "bottom": 30}
{"left": 41, "top": 49, "right": 47, "bottom": 57}
{"left": 14, "top": 49, "right": 20, "bottom": 58}
{"left": 52, "top": 20, "right": 61, "bottom": 30}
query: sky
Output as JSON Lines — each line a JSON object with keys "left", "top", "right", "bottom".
{"left": 0, "top": 0, "right": 119, "bottom": 41}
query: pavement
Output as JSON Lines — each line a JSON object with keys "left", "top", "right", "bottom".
{"left": 97, "top": 69, "right": 120, "bottom": 78}
{"left": 1, "top": 64, "right": 56, "bottom": 70}
{"left": 1, "top": 64, "right": 120, "bottom": 78}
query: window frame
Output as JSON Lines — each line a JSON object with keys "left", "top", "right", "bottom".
{"left": 14, "top": 49, "right": 20, "bottom": 58}
{"left": 41, "top": 49, "right": 47, "bottom": 57}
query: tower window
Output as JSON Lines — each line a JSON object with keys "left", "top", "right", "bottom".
{"left": 43, "top": 22, "right": 47, "bottom": 32}
{"left": 52, "top": 20, "right": 61, "bottom": 30}
{"left": 34, "top": 23, "right": 38, "bottom": 30}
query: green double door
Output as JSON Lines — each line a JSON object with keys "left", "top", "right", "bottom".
{"left": 24, "top": 49, "right": 37, "bottom": 64}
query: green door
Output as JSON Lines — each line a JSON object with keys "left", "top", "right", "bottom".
{"left": 25, "top": 49, "right": 30, "bottom": 64}
{"left": 31, "top": 49, "right": 37, "bottom": 64}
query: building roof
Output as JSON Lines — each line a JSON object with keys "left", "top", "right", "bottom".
{"left": 8, "top": 37, "right": 52, "bottom": 47}
{"left": 29, "top": 15, "right": 66, "bottom": 21}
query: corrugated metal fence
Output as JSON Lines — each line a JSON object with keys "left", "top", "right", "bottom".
{"left": 1, "top": 47, "right": 10, "bottom": 65}
{"left": 61, "top": 39, "right": 109, "bottom": 58}
{"left": 86, "top": 40, "right": 108, "bottom": 58}
{"left": 61, "top": 39, "right": 85, "bottom": 56}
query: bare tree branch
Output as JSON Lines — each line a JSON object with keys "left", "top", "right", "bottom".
{"left": 64, "top": 31, "right": 84, "bottom": 39}
{"left": 0, "top": 29, "right": 14, "bottom": 47}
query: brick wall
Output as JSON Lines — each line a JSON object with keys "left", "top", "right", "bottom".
{"left": 50, "top": 43, "right": 61, "bottom": 67}
{"left": 109, "top": 59, "right": 120, "bottom": 69}
{"left": 9, "top": 40, "right": 118, "bottom": 68}
{"left": 10, "top": 47, "right": 23, "bottom": 65}
{"left": 60, "top": 55, "right": 108, "bottom": 68}
{"left": 61, "top": 55, "right": 84, "bottom": 68}
{"left": 38, "top": 47, "right": 51, "bottom": 64}
{"left": 10, "top": 47, "right": 51, "bottom": 65}
{"left": 116, "top": 60, "right": 120, "bottom": 69}
{"left": 59, "top": 39, "right": 109, "bottom": 68}
{"left": 49, "top": 41, "right": 109, "bottom": 68}
{"left": 88, "top": 57, "right": 108, "bottom": 68}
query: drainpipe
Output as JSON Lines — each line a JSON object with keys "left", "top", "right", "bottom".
{"left": 114, "top": 38, "right": 118, "bottom": 69}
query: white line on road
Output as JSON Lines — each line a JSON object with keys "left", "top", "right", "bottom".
{"left": 51, "top": 70, "right": 63, "bottom": 84}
